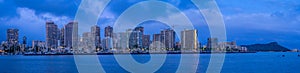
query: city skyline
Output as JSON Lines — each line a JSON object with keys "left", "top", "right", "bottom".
{"left": 0, "top": 0, "right": 299, "bottom": 49}
{"left": 0, "top": 1, "right": 299, "bottom": 73}
{"left": 2, "top": 23, "right": 214, "bottom": 46}
{"left": 2, "top": 22, "right": 217, "bottom": 54}
{"left": 1, "top": 20, "right": 296, "bottom": 50}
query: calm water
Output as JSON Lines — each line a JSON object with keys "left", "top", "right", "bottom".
{"left": 0, "top": 52, "right": 299, "bottom": 73}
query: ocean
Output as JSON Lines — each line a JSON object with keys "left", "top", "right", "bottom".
{"left": 0, "top": 52, "right": 299, "bottom": 73}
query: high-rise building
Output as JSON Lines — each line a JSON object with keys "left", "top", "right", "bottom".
{"left": 46, "top": 21, "right": 59, "bottom": 49}
{"left": 198, "top": 42, "right": 202, "bottom": 49}
{"left": 21, "top": 36, "right": 27, "bottom": 52}
{"left": 32, "top": 40, "right": 46, "bottom": 53}
{"left": 127, "top": 29, "right": 143, "bottom": 49}
{"left": 160, "top": 29, "right": 175, "bottom": 50}
{"left": 134, "top": 26, "right": 144, "bottom": 35}
{"left": 7, "top": 28, "right": 19, "bottom": 46}
{"left": 181, "top": 29, "right": 198, "bottom": 51}
{"left": 153, "top": 34, "right": 161, "bottom": 43}
{"left": 134, "top": 26, "right": 144, "bottom": 49}
{"left": 105, "top": 26, "right": 113, "bottom": 38}
{"left": 115, "top": 32, "right": 129, "bottom": 50}
{"left": 81, "top": 32, "right": 95, "bottom": 53}
{"left": 102, "top": 37, "right": 113, "bottom": 51}
{"left": 175, "top": 42, "right": 181, "bottom": 50}
{"left": 22, "top": 36, "right": 27, "bottom": 45}
{"left": 64, "top": 21, "right": 77, "bottom": 48}
{"left": 152, "top": 34, "right": 162, "bottom": 49}
{"left": 60, "top": 27, "right": 65, "bottom": 47}
{"left": 207, "top": 38, "right": 218, "bottom": 49}
{"left": 91, "top": 25, "right": 101, "bottom": 48}
{"left": 218, "top": 41, "right": 237, "bottom": 50}
{"left": 142, "top": 35, "right": 150, "bottom": 48}
{"left": 112, "top": 33, "right": 118, "bottom": 50}
{"left": 6, "top": 28, "right": 20, "bottom": 53}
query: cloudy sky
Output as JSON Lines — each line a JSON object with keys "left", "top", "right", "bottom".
{"left": 0, "top": 0, "right": 299, "bottom": 49}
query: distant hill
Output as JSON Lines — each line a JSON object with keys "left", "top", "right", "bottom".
{"left": 241, "top": 42, "right": 290, "bottom": 52}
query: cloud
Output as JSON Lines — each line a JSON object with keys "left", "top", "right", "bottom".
{"left": 223, "top": 12, "right": 300, "bottom": 48}
{"left": 0, "top": 0, "right": 298, "bottom": 48}
{"left": 40, "top": 13, "right": 71, "bottom": 27}
{"left": 79, "top": 0, "right": 109, "bottom": 18}
{"left": 4, "top": 7, "right": 71, "bottom": 27}
{"left": 0, "top": 7, "right": 71, "bottom": 41}
{"left": 97, "top": 0, "right": 210, "bottom": 42}
{"left": 98, "top": 8, "right": 117, "bottom": 27}
{"left": 214, "top": 0, "right": 300, "bottom": 48}
{"left": 224, "top": 13, "right": 300, "bottom": 34}
{"left": 13, "top": 0, "right": 80, "bottom": 17}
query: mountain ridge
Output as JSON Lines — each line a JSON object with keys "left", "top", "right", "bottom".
{"left": 241, "top": 42, "right": 290, "bottom": 52}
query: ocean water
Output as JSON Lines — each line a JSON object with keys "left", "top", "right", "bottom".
{"left": 0, "top": 52, "right": 299, "bottom": 73}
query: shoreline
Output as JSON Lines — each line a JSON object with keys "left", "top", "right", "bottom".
{"left": 22, "top": 51, "right": 257, "bottom": 56}
{"left": 1, "top": 51, "right": 298, "bottom": 56}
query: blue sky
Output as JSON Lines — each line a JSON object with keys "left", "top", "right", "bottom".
{"left": 0, "top": 0, "right": 299, "bottom": 49}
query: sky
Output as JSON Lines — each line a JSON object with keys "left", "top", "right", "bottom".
{"left": 0, "top": 0, "right": 299, "bottom": 49}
